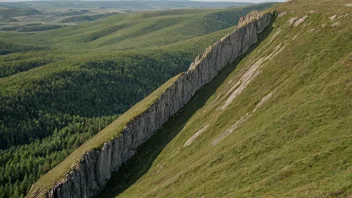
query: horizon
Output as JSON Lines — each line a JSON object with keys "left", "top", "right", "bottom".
{"left": 0, "top": 0, "right": 286, "bottom": 3}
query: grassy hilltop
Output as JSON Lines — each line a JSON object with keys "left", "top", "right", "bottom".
{"left": 96, "top": 0, "right": 351, "bottom": 197}
{"left": 0, "top": 3, "right": 274, "bottom": 197}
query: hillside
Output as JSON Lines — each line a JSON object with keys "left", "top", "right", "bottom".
{"left": 8, "top": 0, "right": 352, "bottom": 196}
{"left": 98, "top": 0, "right": 352, "bottom": 197}
{"left": 0, "top": 1, "right": 253, "bottom": 31}
{"left": 28, "top": 7, "right": 276, "bottom": 198}
{"left": 0, "top": 1, "right": 251, "bottom": 11}
{"left": 0, "top": 8, "right": 40, "bottom": 18}
{"left": 0, "top": 4, "right": 274, "bottom": 198}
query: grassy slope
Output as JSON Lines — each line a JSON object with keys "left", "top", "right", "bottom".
{"left": 29, "top": 74, "right": 182, "bottom": 195}
{"left": 1, "top": 4, "right": 276, "bottom": 197}
{"left": 0, "top": 7, "right": 40, "bottom": 18}
{"left": 1, "top": 5, "right": 279, "bottom": 97}
{"left": 25, "top": 4, "right": 274, "bottom": 195}
{"left": 0, "top": 1, "right": 251, "bottom": 10}
{"left": 0, "top": 7, "right": 246, "bottom": 51}
{"left": 98, "top": 0, "right": 352, "bottom": 197}
{"left": 0, "top": 5, "right": 274, "bottom": 88}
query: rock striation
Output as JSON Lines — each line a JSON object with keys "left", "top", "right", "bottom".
{"left": 29, "top": 10, "right": 276, "bottom": 198}
{"left": 238, "top": 10, "right": 263, "bottom": 27}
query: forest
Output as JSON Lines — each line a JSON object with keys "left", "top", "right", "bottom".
{"left": 0, "top": 50, "right": 192, "bottom": 197}
{"left": 0, "top": 3, "right": 273, "bottom": 197}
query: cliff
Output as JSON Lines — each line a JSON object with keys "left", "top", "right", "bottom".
{"left": 29, "top": 10, "right": 276, "bottom": 198}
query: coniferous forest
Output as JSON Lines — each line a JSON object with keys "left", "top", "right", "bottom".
{"left": 0, "top": 2, "right": 273, "bottom": 197}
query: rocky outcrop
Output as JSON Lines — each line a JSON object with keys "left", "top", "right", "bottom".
{"left": 238, "top": 10, "right": 261, "bottom": 27}
{"left": 30, "top": 10, "right": 276, "bottom": 198}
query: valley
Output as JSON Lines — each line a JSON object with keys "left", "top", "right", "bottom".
{"left": 2, "top": 0, "right": 352, "bottom": 197}
{"left": 0, "top": 2, "right": 273, "bottom": 197}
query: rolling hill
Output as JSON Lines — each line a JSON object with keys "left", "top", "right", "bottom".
{"left": 98, "top": 0, "right": 352, "bottom": 197}
{"left": 0, "top": 1, "right": 252, "bottom": 11}
{"left": 27, "top": 0, "right": 352, "bottom": 197}
{"left": 0, "top": 3, "right": 274, "bottom": 197}
{"left": 0, "top": 8, "right": 40, "bottom": 18}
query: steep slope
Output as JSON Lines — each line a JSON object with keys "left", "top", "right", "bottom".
{"left": 28, "top": 9, "right": 276, "bottom": 198}
{"left": 97, "top": 0, "right": 352, "bottom": 197}
{"left": 0, "top": 4, "right": 275, "bottom": 198}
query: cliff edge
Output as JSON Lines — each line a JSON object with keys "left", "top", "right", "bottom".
{"left": 28, "top": 10, "right": 276, "bottom": 198}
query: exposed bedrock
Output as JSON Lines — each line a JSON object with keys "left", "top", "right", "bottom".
{"left": 33, "top": 10, "right": 276, "bottom": 198}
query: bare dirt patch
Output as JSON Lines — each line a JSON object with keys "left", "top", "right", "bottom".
{"left": 213, "top": 92, "right": 273, "bottom": 146}
{"left": 220, "top": 44, "right": 284, "bottom": 111}
{"left": 288, "top": 17, "right": 297, "bottom": 26}
{"left": 329, "top": 15, "right": 337, "bottom": 20}
{"left": 212, "top": 114, "right": 250, "bottom": 146}
{"left": 255, "top": 92, "right": 273, "bottom": 109}
{"left": 278, "top": 11, "right": 287, "bottom": 18}
{"left": 331, "top": 22, "right": 341, "bottom": 27}
{"left": 183, "top": 124, "right": 210, "bottom": 147}
{"left": 293, "top": 15, "right": 308, "bottom": 27}
{"left": 220, "top": 58, "right": 263, "bottom": 110}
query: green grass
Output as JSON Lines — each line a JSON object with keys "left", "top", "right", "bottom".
{"left": 0, "top": 1, "right": 252, "bottom": 11}
{"left": 59, "top": 13, "right": 119, "bottom": 23}
{"left": 29, "top": 73, "right": 182, "bottom": 195}
{"left": 94, "top": 0, "right": 352, "bottom": 197}
{"left": 1, "top": 4, "right": 273, "bottom": 50}
{"left": 0, "top": 5, "right": 276, "bottom": 94}
{"left": 0, "top": 4, "right": 273, "bottom": 80}
{"left": 0, "top": 4, "right": 274, "bottom": 197}
{"left": 0, "top": 8, "right": 40, "bottom": 18}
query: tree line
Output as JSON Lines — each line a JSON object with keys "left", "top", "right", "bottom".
{"left": 0, "top": 51, "right": 193, "bottom": 197}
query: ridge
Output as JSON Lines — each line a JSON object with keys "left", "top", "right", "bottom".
{"left": 28, "top": 10, "right": 276, "bottom": 198}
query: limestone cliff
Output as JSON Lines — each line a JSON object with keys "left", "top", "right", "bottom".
{"left": 29, "top": 10, "right": 276, "bottom": 198}
{"left": 238, "top": 10, "right": 262, "bottom": 27}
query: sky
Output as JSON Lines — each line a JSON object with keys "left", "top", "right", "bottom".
{"left": 191, "top": 0, "right": 287, "bottom": 1}
{"left": 0, "top": 0, "right": 287, "bottom": 2}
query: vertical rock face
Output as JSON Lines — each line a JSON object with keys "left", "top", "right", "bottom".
{"left": 31, "top": 10, "right": 276, "bottom": 198}
{"left": 238, "top": 10, "right": 262, "bottom": 27}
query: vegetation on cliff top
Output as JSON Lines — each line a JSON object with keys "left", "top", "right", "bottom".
{"left": 98, "top": 0, "right": 352, "bottom": 197}
{"left": 0, "top": 3, "right": 274, "bottom": 197}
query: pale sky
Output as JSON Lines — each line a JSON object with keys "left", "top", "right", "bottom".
{"left": 0, "top": 0, "right": 287, "bottom": 2}
{"left": 194, "top": 0, "right": 286, "bottom": 2}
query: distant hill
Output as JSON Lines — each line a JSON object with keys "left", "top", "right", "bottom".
{"left": 97, "top": 0, "right": 352, "bottom": 197}
{"left": 0, "top": 1, "right": 252, "bottom": 10}
{"left": 0, "top": 17, "right": 19, "bottom": 22}
{"left": 24, "top": 0, "right": 352, "bottom": 197}
{"left": 0, "top": 8, "right": 40, "bottom": 17}
{"left": 59, "top": 12, "right": 118, "bottom": 23}
{"left": 0, "top": 3, "right": 274, "bottom": 197}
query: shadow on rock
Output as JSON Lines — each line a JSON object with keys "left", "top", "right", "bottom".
{"left": 98, "top": 15, "right": 276, "bottom": 198}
